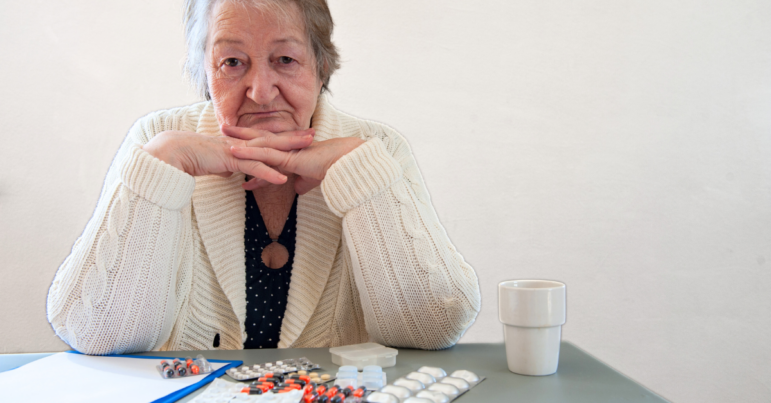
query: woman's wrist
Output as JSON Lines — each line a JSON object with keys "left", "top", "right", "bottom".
{"left": 321, "top": 138, "right": 403, "bottom": 216}
{"left": 142, "top": 132, "right": 188, "bottom": 174}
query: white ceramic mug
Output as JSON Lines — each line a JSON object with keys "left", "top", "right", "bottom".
{"left": 498, "top": 279, "right": 566, "bottom": 376}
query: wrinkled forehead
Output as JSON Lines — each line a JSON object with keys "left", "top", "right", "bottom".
{"left": 208, "top": 0, "right": 307, "bottom": 45}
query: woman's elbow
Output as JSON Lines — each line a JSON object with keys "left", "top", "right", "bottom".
{"left": 407, "top": 297, "right": 482, "bottom": 351}
{"left": 49, "top": 316, "right": 155, "bottom": 356}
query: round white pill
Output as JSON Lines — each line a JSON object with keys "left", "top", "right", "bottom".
{"left": 366, "top": 392, "right": 400, "bottom": 403}
{"left": 406, "top": 372, "right": 436, "bottom": 386}
{"left": 449, "top": 370, "right": 480, "bottom": 387}
{"left": 440, "top": 377, "right": 469, "bottom": 393}
{"left": 394, "top": 378, "right": 425, "bottom": 392}
{"left": 380, "top": 385, "right": 412, "bottom": 400}
{"left": 427, "top": 383, "right": 460, "bottom": 399}
{"left": 417, "top": 366, "right": 446, "bottom": 380}
{"left": 416, "top": 390, "right": 450, "bottom": 403}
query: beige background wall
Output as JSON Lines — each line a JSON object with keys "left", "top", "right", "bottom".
{"left": 1, "top": 1, "right": 770, "bottom": 402}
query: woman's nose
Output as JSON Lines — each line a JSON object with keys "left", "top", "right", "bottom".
{"left": 246, "top": 64, "right": 279, "bottom": 104}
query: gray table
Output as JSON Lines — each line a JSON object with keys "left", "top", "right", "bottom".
{"left": 0, "top": 342, "right": 669, "bottom": 402}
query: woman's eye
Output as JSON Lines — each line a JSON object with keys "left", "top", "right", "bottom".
{"left": 278, "top": 56, "right": 295, "bottom": 65}
{"left": 223, "top": 58, "right": 241, "bottom": 67}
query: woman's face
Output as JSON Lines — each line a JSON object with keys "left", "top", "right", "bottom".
{"left": 205, "top": 0, "right": 322, "bottom": 133}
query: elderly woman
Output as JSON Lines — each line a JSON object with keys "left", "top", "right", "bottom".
{"left": 46, "top": 0, "right": 480, "bottom": 355}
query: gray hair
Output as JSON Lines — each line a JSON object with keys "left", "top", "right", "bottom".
{"left": 183, "top": 0, "right": 340, "bottom": 100}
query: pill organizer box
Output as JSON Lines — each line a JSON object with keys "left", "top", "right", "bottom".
{"left": 329, "top": 342, "right": 398, "bottom": 369}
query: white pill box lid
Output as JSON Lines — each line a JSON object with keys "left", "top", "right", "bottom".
{"left": 329, "top": 342, "right": 399, "bottom": 369}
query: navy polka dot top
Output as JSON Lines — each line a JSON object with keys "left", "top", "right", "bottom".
{"left": 243, "top": 190, "right": 297, "bottom": 349}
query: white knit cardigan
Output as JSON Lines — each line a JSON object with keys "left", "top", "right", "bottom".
{"left": 46, "top": 95, "right": 481, "bottom": 354}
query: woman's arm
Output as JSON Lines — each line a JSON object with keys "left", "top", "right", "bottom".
{"left": 226, "top": 119, "right": 481, "bottom": 349}
{"left": 46, "top": 109, "right": 199, "bottom": 355}
{"left": 321, "top": 123, "right": 481, "bottom": 350}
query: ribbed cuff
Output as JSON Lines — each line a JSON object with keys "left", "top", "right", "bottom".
{"left": 321, "top": 138, "right": 403, "bottom": 216}
{"left": 119, "top": 145, "right": 196, "bottom": 211}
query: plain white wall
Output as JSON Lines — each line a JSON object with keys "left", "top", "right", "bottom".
{"left": 1, "top": 1, "right": 769, "bottom": 402}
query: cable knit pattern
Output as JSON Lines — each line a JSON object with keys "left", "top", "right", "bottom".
{"left": 321, "top": 139, "right": 403, "bottom": 217}
{"left": 46, "top": 96, "right": 481, "bottom": 354}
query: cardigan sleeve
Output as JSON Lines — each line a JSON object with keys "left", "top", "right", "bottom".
{"left": 46, "top": 107, "right": 199, "bottom": 355}
{"left": 321, "top": 123, "right": 481, "bottom": 350}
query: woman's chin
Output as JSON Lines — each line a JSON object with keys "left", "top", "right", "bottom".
{"left": 238, "top": 115, "right": 304, "bottom": 134}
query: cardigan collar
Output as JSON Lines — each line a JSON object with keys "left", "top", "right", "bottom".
{"left": 191, "top": 94, "right": 343, "bottom": 347}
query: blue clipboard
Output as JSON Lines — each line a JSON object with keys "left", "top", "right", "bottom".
{"left": 66, "top": 351, "right": 242, "bottom": 403}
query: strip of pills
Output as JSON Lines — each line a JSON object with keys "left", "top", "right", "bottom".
{"left": 226, "top": 357, "right": 322, "bottom": 381}
{"left": 156, "top": 355, "right": 214, "bottom": 379}
{"left": 190, "top": 378, "right": 303, "bottom": 402}
{"left": 193, "top": 375, "right": 368, "bottom": 402}
{"left": 366, "top": 368, "right": 484, "bottom": 403}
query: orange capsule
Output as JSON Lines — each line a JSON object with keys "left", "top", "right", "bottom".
{"left": 240, "top": 386, "right": 263, "bottom": 395}
{"left": 325, "top": 386, "right": 339, "bottom": 397}
{"left": 353, "top": 386, "right": 367, "bottom": 397}
{"left": 159, "top": 360, "right": 174, "bottom": 378}
{"left": 185, "top": 359, "right": 200, "bottom": 375}
{"left": 172, "top": 359, "right": 186, "bottom": 377}
{"left": 285, "top": 379, "right": 307, "bottom": 386}
{"left": 249, "top": 382, "right": 274, "bottom": 391}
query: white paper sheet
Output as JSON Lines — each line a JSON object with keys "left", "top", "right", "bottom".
{"left": 0, "top": 353, "right": 226, "bottom": 403}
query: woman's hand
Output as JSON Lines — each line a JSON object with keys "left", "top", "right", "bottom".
{"left": 223, "top": 126, "right": 365, "bottom": 195}
{"left": 142, "top": 128, "right": 315, "bottom": 184}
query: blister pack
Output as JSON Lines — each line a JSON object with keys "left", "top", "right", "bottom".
{"left": 227, "top": 357, "right": 323, "bottom": 381}
{"left": 156, "top": 355, "right": 214, "bottom": 379}
{"left": 365, "top": 367, "right": 485, "bottom": 403}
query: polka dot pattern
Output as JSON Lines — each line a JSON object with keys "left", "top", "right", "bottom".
{"left": 243, "top": 190, "right": 297, "bottom": 349}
